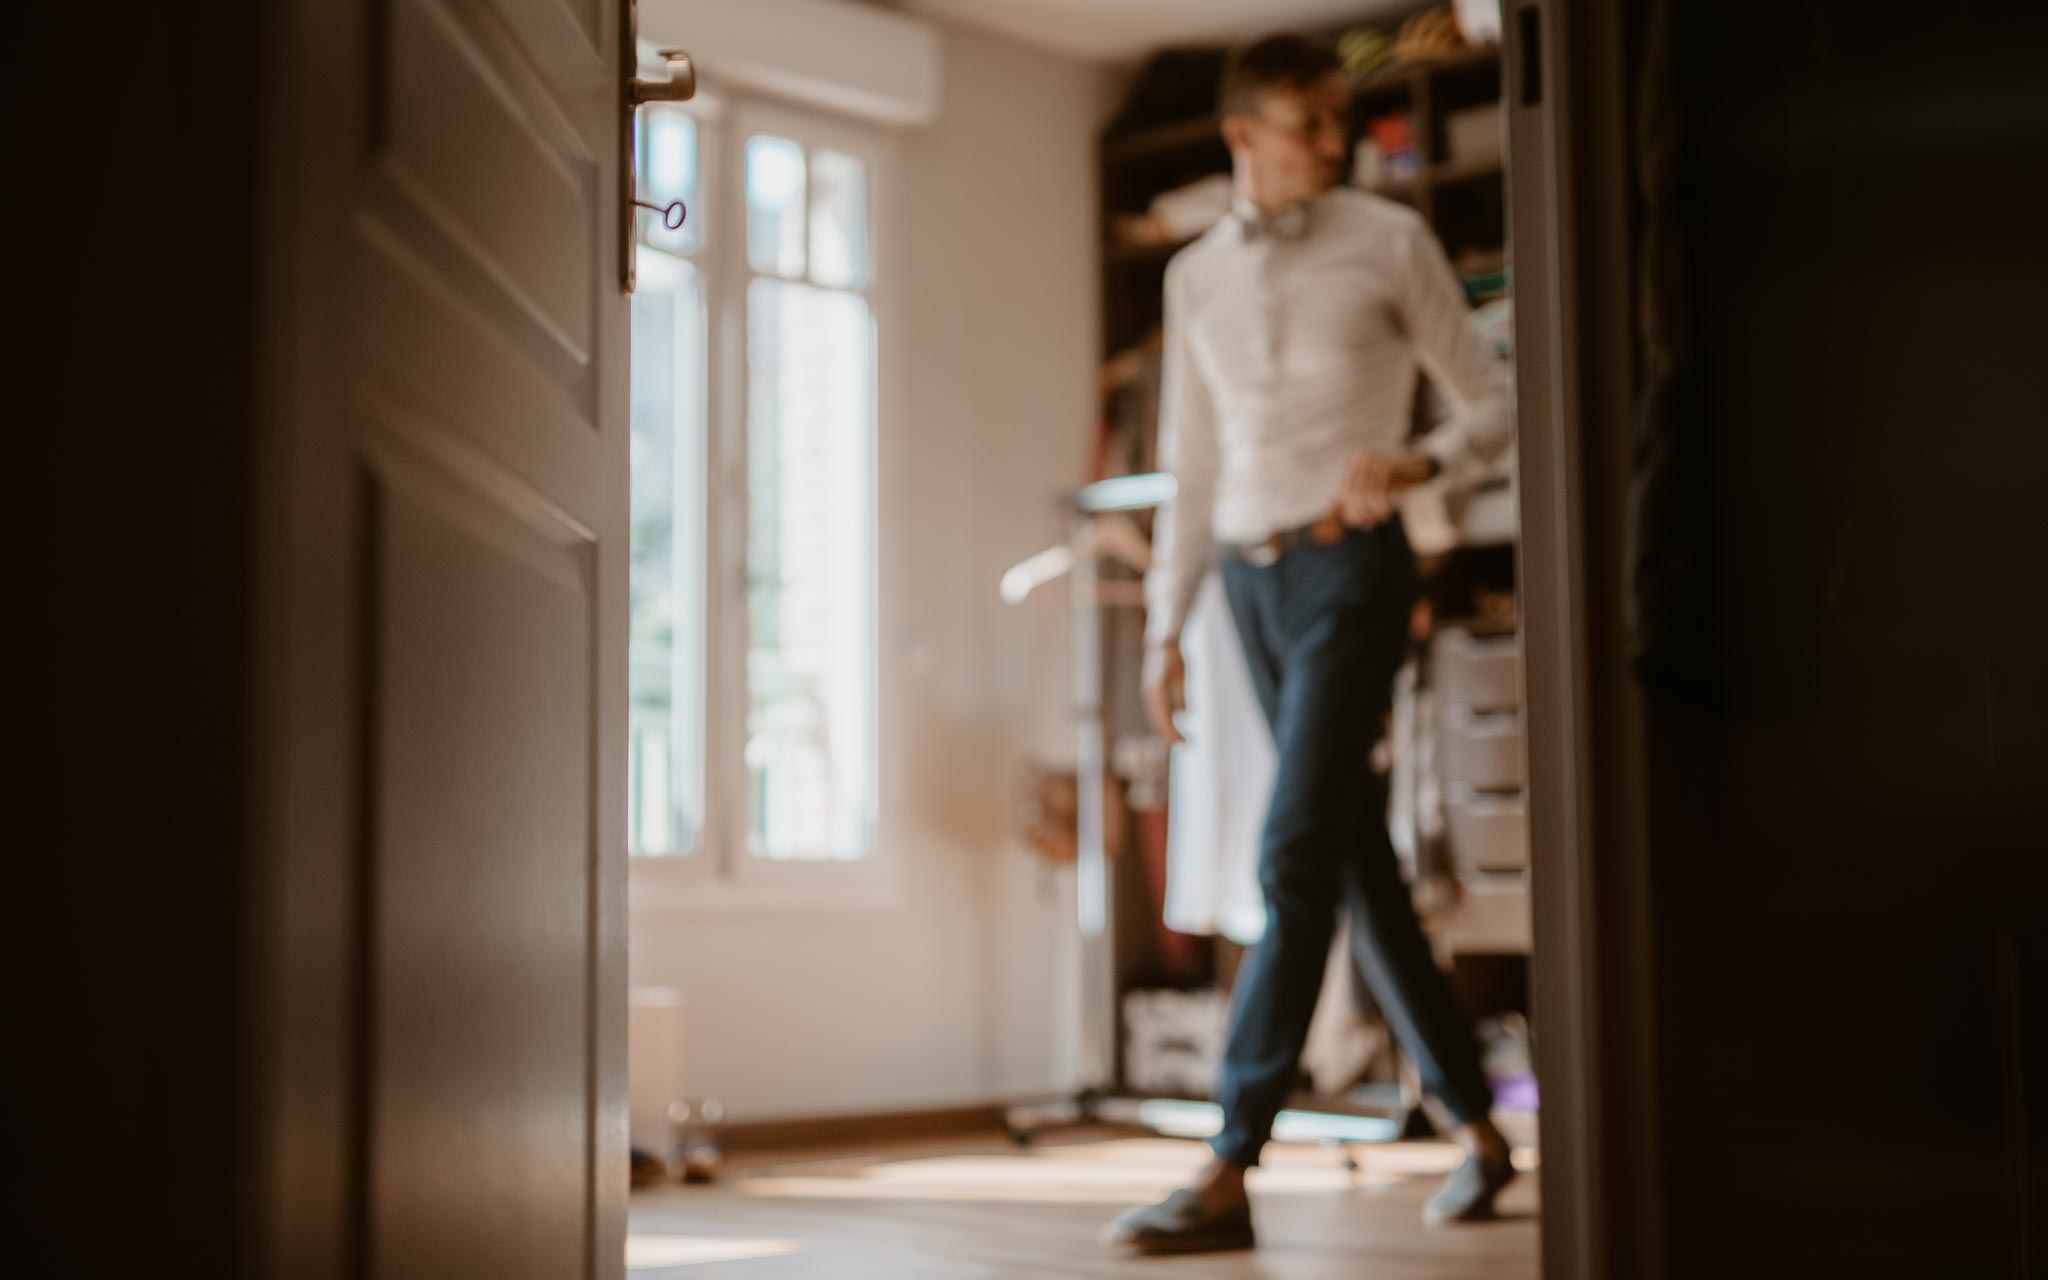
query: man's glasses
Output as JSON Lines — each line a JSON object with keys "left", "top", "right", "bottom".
{"left": 1250, "top": 108, "right": 1352, "bottom": 145}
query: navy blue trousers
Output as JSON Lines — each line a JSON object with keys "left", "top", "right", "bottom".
{"left": 1210, "top": 520, "right": 1493, "bottom": 1167}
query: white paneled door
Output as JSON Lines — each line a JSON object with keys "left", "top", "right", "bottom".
{"left": 260, "top": 0, "right": 639, "bottom": 1275}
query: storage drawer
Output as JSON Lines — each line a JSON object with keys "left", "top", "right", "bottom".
{"left": 1445, "top": 786, "right": 1527, "bottom": 873}
{"left": 1436, "top": 873, "right": 1531, "bottom": 956}
{"left": 1123, "top": 987, "right": 1230, "bottom": 1100}
{"left": 1444, "top": 103, "right": 1504, "bottom": 166}
{"left": 1433, "top": 628, "right": 1521, "bottom": 712}
{"left": 1440, "top": 708, "right": 1526, "bottom": 791}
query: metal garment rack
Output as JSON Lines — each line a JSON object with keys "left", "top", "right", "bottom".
{"left": 1002, "top": 473, "right": 1408, "bottom": 1155}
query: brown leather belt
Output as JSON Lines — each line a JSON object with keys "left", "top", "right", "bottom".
{"left": 1228, "top": 512, "right": 1348, "bottom": 567}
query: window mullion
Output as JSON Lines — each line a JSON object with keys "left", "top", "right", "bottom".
{"left": 716, "top": 114, "right": 752, "bottom": 881}
{"left": 801, "top": 146, "right": 814, "bottom": 286}
{"left": 667, "top": 259, "right": 692, "bottom": 856}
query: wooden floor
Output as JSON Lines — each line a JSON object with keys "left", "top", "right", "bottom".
{"left": 627, "top": 1124, "right": 1539, "bottom": 1278}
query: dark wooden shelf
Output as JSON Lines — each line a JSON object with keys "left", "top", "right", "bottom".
{"left": 1352, "top": 42, "right": 1500, "bottom": 96}
{"left": 1103, "top": 237, "right": 1193, "bottom": 267}
{"left": 1362, "top": 177, "right": 1426, "bottom": 202}
{"left": 1431, "top": 157, "right": 1504, "bottom": 188}
{"left": 1102, "top": 117, "right": 1222, "bottom": 165}
{"left": 1100, "top": 43, "right": 1503, "bottom": 167}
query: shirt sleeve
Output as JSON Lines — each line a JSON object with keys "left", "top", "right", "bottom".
{"left": 1401, "top": 217, "right": 1515, "bottom": 490}
{"left": 1144, "top": 259, "right": 1221, "bottom": 647}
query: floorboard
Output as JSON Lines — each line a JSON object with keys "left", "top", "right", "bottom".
{"left": 627, "top": 1124, "right": 1540, "bottom": 1278}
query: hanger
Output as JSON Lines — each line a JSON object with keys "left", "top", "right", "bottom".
{"left": 1000, "top": 513, "right": 1152, "bottom": 607}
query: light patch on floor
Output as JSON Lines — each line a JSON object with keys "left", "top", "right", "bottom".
{"left": 627, "top": 1128, "right": 1543, "bottom": 1279}
{"left": 732, "top": 1135, "right": 1512, "bottom": 1203}
{"left": 626, "top": 1233, "right": 805, "bottom": 1269}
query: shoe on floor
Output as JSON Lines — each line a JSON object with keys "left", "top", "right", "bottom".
{"left": 630, "top": 1146, "right": 670, "bottom": 1189}
{"left": 1424, "top": 1150, "right": 1517, "bottom": 1225}
{"left": 1102, "top": 1186, "right": 1256, "bottom": 1254}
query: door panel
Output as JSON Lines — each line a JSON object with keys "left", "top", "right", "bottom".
{"left": 365, "top": 440, "right": 597, "bottom": 1279}
{"left": 261, "top": 0, "right": 629, "bottom": 1272}
{"left": 378, "top": 0, "right": 600, "bottom": 385}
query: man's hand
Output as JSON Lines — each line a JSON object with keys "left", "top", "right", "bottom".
{"left": 1337, "top": 450, "right": 1436, "bottom": 527}
{"left": 1141, "top": 640, "right": 1188, "bottom": 746}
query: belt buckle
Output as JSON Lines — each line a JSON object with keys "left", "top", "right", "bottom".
{"left": 1240, "top": 537, "right": 1280, "bottom": 567}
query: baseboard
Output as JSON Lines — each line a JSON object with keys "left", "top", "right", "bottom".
{"left": 716, "top": 1102, "right": 1012, "bottom": 1152}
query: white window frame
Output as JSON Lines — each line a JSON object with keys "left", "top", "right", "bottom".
{"left": 627, "top": 96, "right": 715, "bottom": 864}
{"left": 631, "top": 90, "right": 899, "bottom": 914}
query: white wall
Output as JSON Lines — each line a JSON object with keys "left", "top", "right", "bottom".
{"left": 645, "top": 0, "right": 940, "bottom": 124}
{"left": 629, "top": 21, "right": 1114, "bottom": 1121}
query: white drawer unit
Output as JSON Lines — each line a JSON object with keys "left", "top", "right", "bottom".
{"left": 1122, "top": 986, "right": 1231, "bottom": 1100}
{"left": 1433, "top": 628, "right": 1522, "bottom": 713}
{"left": 1444, "top": 103, "right": 1505, "bottom": 167}
{"left": 1445, "top": 786, "right": 1528, "bottom": 873}
{"left": 1434, "top": 872, "right": 1532, "bottom": 957}
{"left": 1439, "top": 707, "right": 1526, "bottom": 792}
{"left": 1423, "top": 620, "right": 1532, "bottom": 960}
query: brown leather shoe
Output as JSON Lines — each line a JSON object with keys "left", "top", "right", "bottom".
{"left": 1102, "top": 1187, "right": 1256, "bottom": 1254}
{"left": 630, "top": 1147, "right": 670, "bottom": 1189}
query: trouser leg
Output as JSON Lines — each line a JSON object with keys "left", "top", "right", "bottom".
{"left": 1208, "top": 526, "right": 1492, "bottom": 1166}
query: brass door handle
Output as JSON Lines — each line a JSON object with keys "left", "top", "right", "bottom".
{"left": 620, "top": 0, "right": 696, "bottom": 292}
{"left": 632, "top": 49, "right": 696, "bottom": 105}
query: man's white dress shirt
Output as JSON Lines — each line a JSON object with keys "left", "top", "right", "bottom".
{"left": 1143, "top": 188, "right": 1514, "bottom": 645}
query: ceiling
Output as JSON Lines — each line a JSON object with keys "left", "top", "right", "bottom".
{"left": 900, "top": 0, "right": 1415, "bottom": 63}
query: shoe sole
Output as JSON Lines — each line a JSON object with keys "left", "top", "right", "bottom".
{"left": 1424, "top": 1162, "right": 1518, "bottom": 1226}
{"left": 1112, "top": 1230, "right": 1257, "bottom": 1256}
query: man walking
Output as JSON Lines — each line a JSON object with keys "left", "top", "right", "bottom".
{"left": 1107, "top": 33, "right": 1517, "bottom": 1254}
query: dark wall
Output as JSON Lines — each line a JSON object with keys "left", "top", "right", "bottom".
{"left": 14, "top": 3, "right": 266, "bottom": 1276}
{"left": 1646, "top": 2, "right": 2048, "bottom": 1273}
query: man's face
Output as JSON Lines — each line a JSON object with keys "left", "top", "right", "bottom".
{"left": 1226, "top": 71, "right": 1351, "bottom": 207}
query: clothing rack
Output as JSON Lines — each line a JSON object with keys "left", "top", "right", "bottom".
{"left": 1001, "top": 472, "right": 1407, "bottom": 1154}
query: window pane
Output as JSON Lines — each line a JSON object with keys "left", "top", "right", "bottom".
{"left": 629, "top": 249, "right": 707, "bottom": 857}
{"left": 808, "top": 149, "right": 869, "bottom": 289}
{"left": 745, "top": 135, "right": 807, "bottom": 278}
{"left": 642, "top": 108, "right": 700, "bottom": 253}
{"left": 746, "top": 278, "right": 875, "bottom": 860}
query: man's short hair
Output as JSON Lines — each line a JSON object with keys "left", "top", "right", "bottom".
{"left": 1218, "top": 34, "right": 1344, "bottom": 119}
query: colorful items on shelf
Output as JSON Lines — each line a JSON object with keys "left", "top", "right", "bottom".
{"left": 1453, "top": 0, "right": 1506, "bottom": 46}
{"left": 1457, "top": 247, "right": 1510, "bottom": 304}
{"left": 1469, "top": 297, "right": 1514, "bottom": 359}
{"left": 1463, "top": 268, "right": 1511, "bottom": 304}
{"left": 1336, "top": 26, "right": 1394, "bottom": 80}
{"left": 1355, "top": 109, "right": 1422, "bottom": 192}
{"left": 1392, "top": 5, "right": 1470, "bottom": 63}
{"left": 1340, "top": 0, "right": 1502, "bottom": 90}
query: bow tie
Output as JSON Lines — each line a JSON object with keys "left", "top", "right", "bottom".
{"left": 1238, "top": 203, "right": 1310, "bottom": 243}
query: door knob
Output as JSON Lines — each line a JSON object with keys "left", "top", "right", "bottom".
{"left": 620, "top": 0, "right": 696, "bottom": 292}
{"left": 632, "top": 49, "right": 696, "bottom": 105}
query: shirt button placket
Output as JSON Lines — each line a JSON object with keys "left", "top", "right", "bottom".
{"left": 1257, "top": 252, "right": 1281, "bottom": 376}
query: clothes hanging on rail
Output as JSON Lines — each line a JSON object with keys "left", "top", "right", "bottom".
{"left": 1163, "top": 571, "right": 1271, "bottom": 945}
